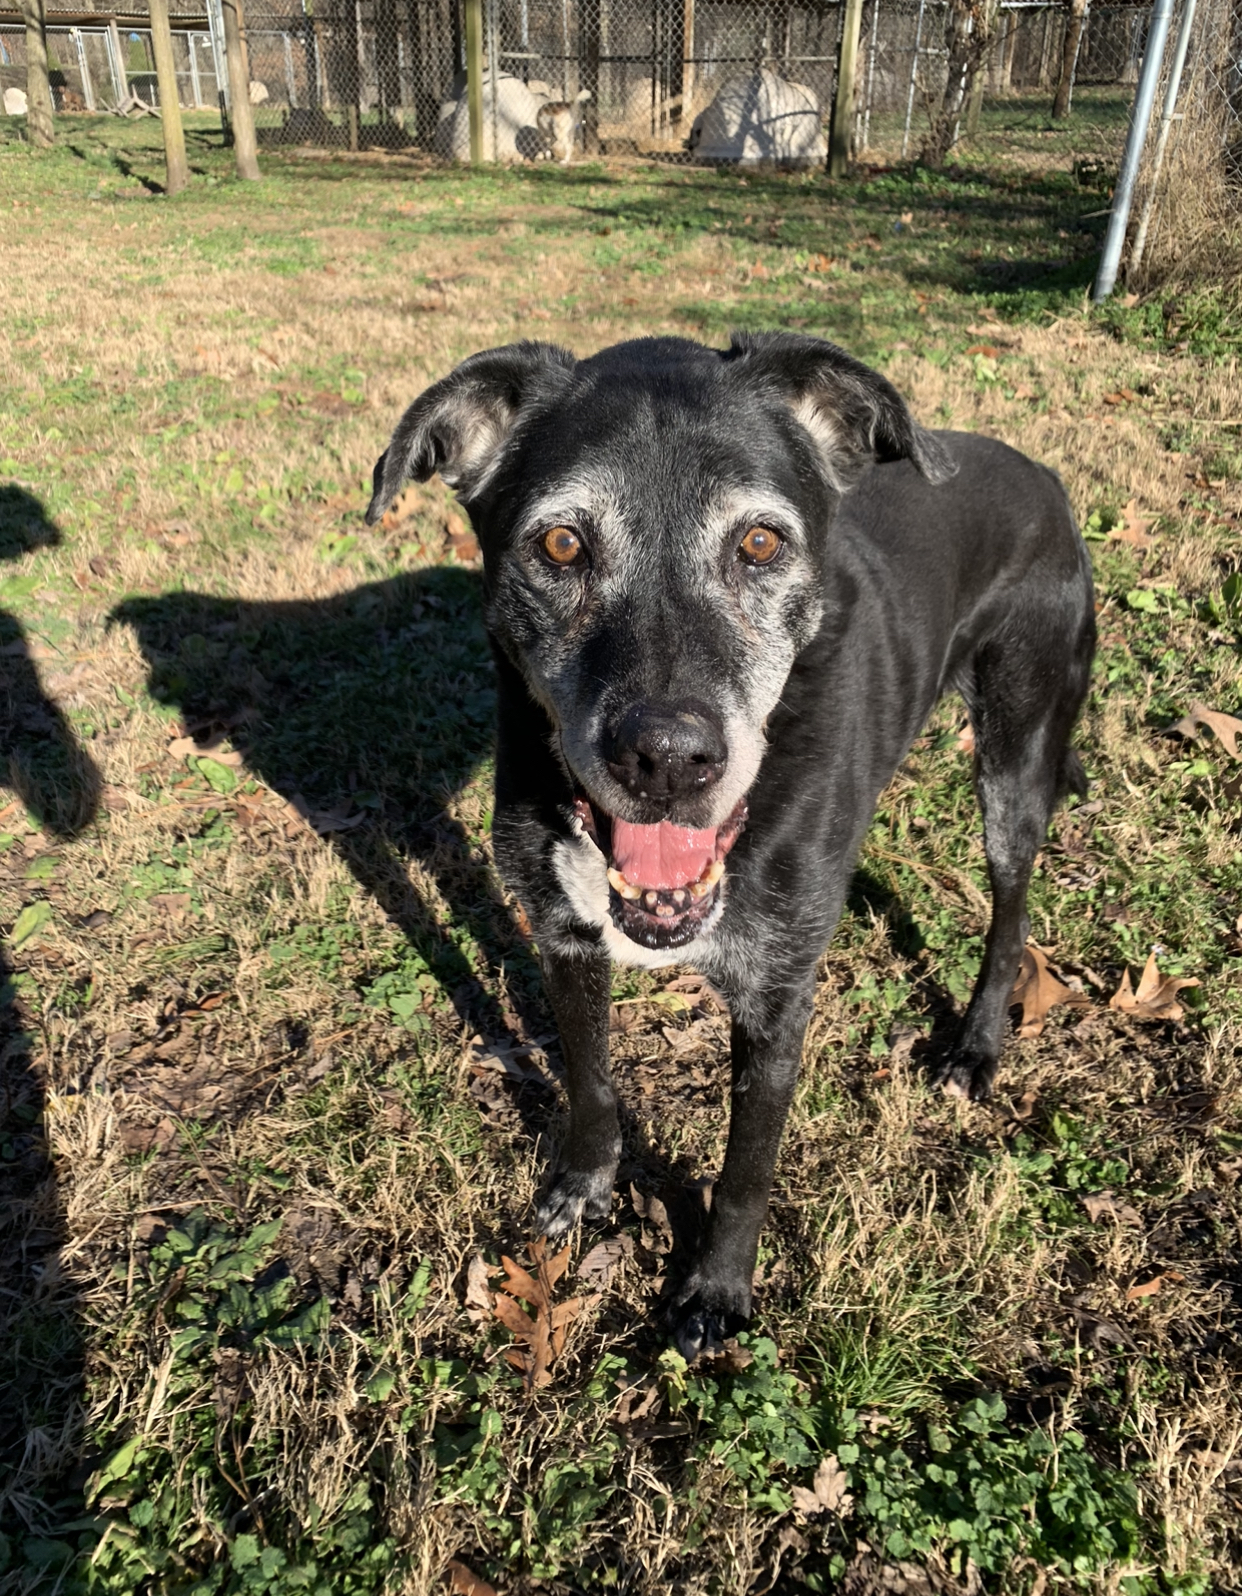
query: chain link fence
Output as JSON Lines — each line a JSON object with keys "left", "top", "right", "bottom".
{"left": 1126, "top": 0, "right": 1242, "bottom": 291}
{"left": 2, "top": 0, "right": 1157, "bottom": 152}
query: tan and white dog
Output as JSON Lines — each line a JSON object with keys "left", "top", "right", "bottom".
{"left": 536, "top": 89, "right": 591, "bottom": 164}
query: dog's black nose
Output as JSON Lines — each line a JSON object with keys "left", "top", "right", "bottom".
{"left": 604, "top": 703, "right": 727, "bottom": 804}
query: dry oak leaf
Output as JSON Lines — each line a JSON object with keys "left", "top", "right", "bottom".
{"left": 1010, "top": 944, "right": 1089, "bottom": 1040}
{"left": 1108, "top": 497, "right": 1154, "bottom": 550}
{"left": 1167, "top": 700, "right": 1242, "bottom": 760}
{"left": 445, "top": 1560, "right": 498, "bottom": 1596}
{"left": 493, "top": 1239, "right": 596, "bottom": 1390}
{"left": 1109, "top": 951, "right": 1199, "bottom": 1022}
{"left": 790, "top": 1454, "right": 854, "bottom": 1518}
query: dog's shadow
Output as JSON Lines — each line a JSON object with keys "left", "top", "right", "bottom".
{"left": 113, "top": 568, "right": 743, "bottom": 1251}
{"left": 112, "top": 567, "right": 553, "bottom": 1078}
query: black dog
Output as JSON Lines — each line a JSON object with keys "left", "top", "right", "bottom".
{"left": 366, "top": 334, "right": 1095, "bottom": 1359}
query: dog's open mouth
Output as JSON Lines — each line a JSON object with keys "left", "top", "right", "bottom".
{"left": 573, "top": 795, "right": 747, "bottom": 949}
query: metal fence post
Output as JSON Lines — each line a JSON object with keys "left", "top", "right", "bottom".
{"left": 205, "top": 0, "right": 230, "bottom": 113}
{"left": 830, "top": 0, "right": 865, "bottom": 174}
{"left": 465, "top": 0, "right": 484, "bottom": 163}
{"left": 901, "top": 0, "right": 927, "bottom": 159}
{"left": 105, "top": 18, "right": 128, "bottom": 105}
{"left": 1092, "top": 0, "right": 1176, "bottom": 301}
{"left": 1129, "top": 0, "right": 1198, "bottom": 273}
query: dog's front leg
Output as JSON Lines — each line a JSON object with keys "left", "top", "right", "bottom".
{"left": 670, "top": 986, "right": 813, "bottom": 1360}
{"left": 533, "top": 946, "right": 619, "bottom": 1238}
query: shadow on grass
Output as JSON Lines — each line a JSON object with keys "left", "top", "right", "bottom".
{"left": 112, "top": 567, "right": 549, "bottom": 1055}
{"left": 1, "top": 485, "right": 101, "bottom": 1578}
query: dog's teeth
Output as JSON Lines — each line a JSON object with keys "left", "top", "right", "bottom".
{"left": 672, "top": 889, "right": 687, "bottom": 906}
{"left": 688, "top": 858, "right": 725, "bottom": 899}
{"left": 655, "top": 903, "right": 675, "bottom": 918}
{"left": 644, "top": 890, "right": 659, "bottom": 910}
{"left": 607, "top": 867, "right": 642, "bottom": 901}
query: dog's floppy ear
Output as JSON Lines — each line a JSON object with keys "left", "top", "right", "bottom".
{"left": 724, "top": 330, "right": 956, "bottom": 488}
{"left": 365, "top": 340, "right": 576, "bottom": 523}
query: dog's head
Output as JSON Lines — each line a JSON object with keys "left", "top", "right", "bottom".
{"left": 368, "top": 334, "right": 953, "bottom": 949}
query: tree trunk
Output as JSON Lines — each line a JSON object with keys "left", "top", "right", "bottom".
{"left": 1053, "top": 0, "right": 1089, "bottom": 118}
{"left": 965, "top": 0, "right": 999, "bottom": 136}
{"left": 829, "top": 0, "right": 865, "bottom": 175}
{"left": 221, "top": 0, "right": 261, "bottom": 178}
{"left": 148, "top": 0, "right": 190, "bottom": 192}
{"left": 920, "top": 0, "right": 989, "bottom": 164}
{"left": 18, "top": 0, "right": 54, "bottom": 146}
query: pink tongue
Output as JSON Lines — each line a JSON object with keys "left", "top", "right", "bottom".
{"left": 611, "top": 819, "right": 718, "bottom": 891}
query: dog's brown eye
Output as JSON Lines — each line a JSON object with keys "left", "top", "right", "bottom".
{"left": 543, "top": 526, "right": 583, "bottom": 566}
{"left": 738, "top": 526, "right": 783, "bottom": 566}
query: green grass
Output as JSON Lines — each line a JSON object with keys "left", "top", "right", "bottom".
{"left": 1, "top": 93, "right": 1240, "bottom": 1596}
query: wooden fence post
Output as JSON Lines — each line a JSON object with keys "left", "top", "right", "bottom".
{"left": 220, "top": 0, "right": 260, "bottom": 178}
{"left": 148, "top": 0, "right": 189, "bottom": 193}
{"left": 829, "top": 0, "right": 865, "bottom": 175}
{"left": 465, "top": 0, "right": 483, "bottom": 163}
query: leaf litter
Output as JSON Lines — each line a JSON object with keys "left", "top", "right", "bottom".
{"left": 1109, "top": 950, "right": 1200, "bottom": 1022}
{"left": 1167, "top": 700, "right": 1242, "bottom": 759}
{"left": 1009, "top": 944, "right": 1090, "bottom": 1039}
{"left": 790, "top": 1453, "right": 855, "bottom": 1518}
{"left": 489, "top": 1239, "right": 598, "bottom": 1390}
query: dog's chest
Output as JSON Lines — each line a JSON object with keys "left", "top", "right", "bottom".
{"left": 551, "top": 834, "right": 697, "bottom": 969}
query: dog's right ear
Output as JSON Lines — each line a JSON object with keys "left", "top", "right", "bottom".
{"left": 365, "top": 340, "right": 576, "bottom": 524}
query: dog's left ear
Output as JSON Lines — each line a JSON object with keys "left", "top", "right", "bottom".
{"left": 724, "top": 331, "right": 957, "bottom": 488}
{"left": 366, "top": 340, "right": 577, "bottom": 523}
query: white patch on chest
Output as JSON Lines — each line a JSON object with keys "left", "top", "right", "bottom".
{"left": 551, "top": 834, "right": 698, "bottom": 970}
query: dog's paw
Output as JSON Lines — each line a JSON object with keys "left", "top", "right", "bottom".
{"left": 666, "top": 1279, "right": 752, "bottom": 1362}
{"left": 933, "top": 1048, "right": 997, "bottom": 1102}
{"left": 533, "top": 1166, "right": 614, "bottom": 1238}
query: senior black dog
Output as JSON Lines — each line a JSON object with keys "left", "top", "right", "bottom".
{"left": 367, "top": 333, "right": 1096, "bottom": 1359}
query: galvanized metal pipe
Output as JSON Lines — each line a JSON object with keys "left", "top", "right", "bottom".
{"left": 1129, "top": 0, "right": 1198, "bottom": 274}
{"left": 1092, "top": 0, "right": 1176, "bottom": 302}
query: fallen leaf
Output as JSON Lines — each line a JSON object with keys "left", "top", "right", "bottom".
{"left": 1167, "top": 700, "right": 1242, "bottom": 759}
{"left": 150, "top": 892, "right": 191, "bottom": 919}
{"left": 955, "top": 719, "right": 975, "bottom": 755}
{"left": 790, "top": 1453, "right": 854, "bottom": 1517}
{"left": 1109, "top": 951, "right": 1199, "bottom": 1022}
{"left": 168, "top": 735, "right": 243, "bottom": 765}
{"left": 492, "top": 1239, "right": 595, "bottom": 1390}
{"left": 445, "top": 1560, "right": 498, "bottom": 1596}
{"left": 965, "top": 342, "right": 1001, "bottom": 357}
{"left": 577, "top": 1234, "right": 634, "bottom": 1288}
{"left": 119, "top": 1116, "right": 179, "bottom": 1156}
{"left": 9, "top": 900, "right": 52, "bottom": 950}
{"left": 630, "top": 1184, "right": 674, "bottom": 1254}
{"left": 616, "top": 1374, "right": 662, "bottom": 1426}
{"left": 1011, "top": 382, "right": 1037, "bottom": 400}
{"left": 1126, "top": 1275, "right": 1164, "bottom": 1300}
{"left": 1082, "top": 1192, "right": 1142, "bottom": 1226}
{"left": 1069, "top": 1306, "right": 1135, "bottom": 1351}
{"left": 464, "top": 1254, "right": 496, "bottom": 1323}
{"left": 1010, "top": 944, "right": 1089, "bottom": 1039}
{"left": 1108, "top": 497, "right": 1154, "bottom": 549}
